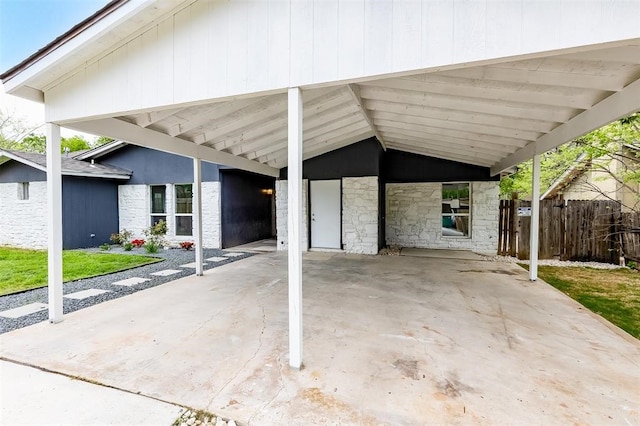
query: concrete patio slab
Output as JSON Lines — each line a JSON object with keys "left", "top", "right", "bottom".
{"left": 0, "top": 302, "right": 47, "bottom": 319}
{"left": 64, "top": 289, "right": 110, "bottom": 300}
{"left": 222, "top": 252, "right": 245, "bottom": 257}
{"left": 150, "top": 269, "right": 182, "bottom": 277}
{"left": 0, "top": 360, "right": 184, "bottom": 425}
{"left": 111, "top": 277, "right": 150, "bottom": 287}
{"left": 1, "top": 252, "right": 638, "bottom": 425}
{"left": 180, "top": 262, "right": 208, "bottom": 269}
{"left": 205, "top": 257, "right": 227, "bottom": 262}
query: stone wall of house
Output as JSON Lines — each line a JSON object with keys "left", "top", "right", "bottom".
{"left": 342, "top": 177, "right": 379, "bottom": 254}
{"left": 275, "top": 179, "right": 309, "bottom": 251}
{"left": 386, "top": 181, "right": 499, "bottom": 253}
{"left": 0, "top": 181, "right": 48, "bottom": 249}
{"left": 118, "top": 182, "right": 221, "bottom": 248}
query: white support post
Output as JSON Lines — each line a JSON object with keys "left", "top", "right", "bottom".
{"left": 46, "top": 123, "right": 63, "bottom": 323}
{"left": 288, "top": 87, "right": 303, "bottom": 369}
{"left": 529, "top": 153, "right": 541, "bottom": 281}
{"left": 193, "top": 158, "right": 203, "bottom": 276}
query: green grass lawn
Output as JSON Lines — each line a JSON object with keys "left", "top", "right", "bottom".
{"left": 0, "top": 247, "right": 161, "bottom": 296}
{"left": 528, "top": 265, "right": 640, "bottom": 339}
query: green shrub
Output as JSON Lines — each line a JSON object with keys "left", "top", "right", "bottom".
{"left": 144, "top": 242, "right": 160, "bottom": 253}
{"left": 123, "top": 242, "right": 133, "bottom": 251}
{"left": 99, "top": 243, "right": 111, "bottom": 251}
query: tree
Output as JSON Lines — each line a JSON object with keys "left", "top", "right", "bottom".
{"left": 94, "top": 136, "right": 114, "bottom": 146}
{"left": 0, "top": 110, "right": 41, "bottom": 150}
{"left": 501, "top": 113, "right": 640, "bottom": 210}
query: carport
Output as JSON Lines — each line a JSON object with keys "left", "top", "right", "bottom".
{"left": 2, "top": 0, "right": 640, "bottom": 370}
{"left": 1, "top": 252, "right": 638, "bottom": 423}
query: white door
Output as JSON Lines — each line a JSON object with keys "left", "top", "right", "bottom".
{"left": 310, "top": 180, "right": 341, "bottom": 249}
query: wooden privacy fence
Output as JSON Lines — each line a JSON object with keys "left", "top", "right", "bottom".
{"left": 498, "top": 197, "right": 640, "bottom": 264}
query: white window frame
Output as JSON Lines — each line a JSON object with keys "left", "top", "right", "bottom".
{"left": 174, "top": 183, "right": 193, "bottom": 237}
{"left": 150, "top": 185, "right": 167, "bottom": 226}
{"left": 442, "top": 182, "right": 471, "bottom": 238}
{"left": 17, "top": 182, "right": 29, "bottom": 201}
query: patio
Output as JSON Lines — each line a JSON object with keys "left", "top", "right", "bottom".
{"left": 0, "top": 251, "right": 638, "bottom": 424}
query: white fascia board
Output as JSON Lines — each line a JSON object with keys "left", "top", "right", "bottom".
{"left": 62, "top": 171, "right": 131, "bottom": 180}
{"left": 66, "top": 117, "right": 280, "bottom": 177}
{"left": 491, "top": 77, "right": 640, "bottom": 176}
{"left": 74, "top": 140, "right": 127, "bottom": 160}
{"left": 2, "top": 0, "right": 156, "bottom": 98}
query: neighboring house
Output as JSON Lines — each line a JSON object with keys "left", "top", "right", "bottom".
{"left": 0, "top": 144, "right": 276, "bottom": 250}
{"left": 0, "top": 149, "right": 130, "bottom": 249}
{"left": 276, "top": 138, "right": 499, "bottom": 255}
{"left": 75, "top": 141, "right": 276, "bottom": 249}
{"left": 542, "top": 144, "right": 640, "bottom": 212}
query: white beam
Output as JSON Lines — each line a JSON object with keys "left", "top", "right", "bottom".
{"left": 288, "top": 87, "right": 303, "bottom": 370}
{"left": 346, "top": 84, "right": 386, "bottom": 150}
{"left": 46, "top": 123, "right": 63, "bottom": 323}
{"left": 67, "top": 118, "right": 279, "bottom": 177}
{"left": 134, "top": 107, "right": 184, "bottom": 128}
{"left": 529, "top": 154, "right": 541, "bottom": 281}
{"left": 365, "top": 99, "right": 557, "bottom": 133}
{"left": 193, "top": 158, "right": 203, "bottom": 277}
{"left": 491, "top": 76, "right": 640, "bottom": 175}
{"left": 364, "top": 76, "right": 600, "bottom": 109}
{"left": 371, "top": 112, "right": 541, "bottom": 141}
{"left": 359, "top": 86, "right": 576, "bottom": 123}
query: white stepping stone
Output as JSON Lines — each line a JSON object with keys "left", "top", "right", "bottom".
{"left": 111, "top": 277, "right": 150, "bottom": 287}
{"left": 150, "top": 269, "right": 182, "bottom": 277}
{"left": 179, "top": 262, "right": 208, "bottom": 269}
{"left": 64, "top": 289, "right": 111, "bottom": 300}
{"left": 223, "top": 252, "right": 244, "bottom": 257}
{"left": 0, "top": 303, "right": 48, "bottom": 319}
{"left": 205, "top": 257, "right": 227, "bottom": 262}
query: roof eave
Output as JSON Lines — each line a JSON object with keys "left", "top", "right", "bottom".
{"left": 0, "top": 0, "right": 156, "bottom": 101}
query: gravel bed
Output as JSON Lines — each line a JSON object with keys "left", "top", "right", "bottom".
{"left": 0, "top": 248, "right": 253, "bottom": 334}
{"left": 479, "top": 254, "right": 625, "bottom": 270}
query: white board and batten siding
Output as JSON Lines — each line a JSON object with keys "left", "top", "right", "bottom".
{"left": 45, "top": 0, "right": 640, "bottom": 123}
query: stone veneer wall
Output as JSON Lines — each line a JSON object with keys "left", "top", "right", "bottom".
{"left": 276, "top": 177, "right": 379, "bottom": 254}
{"left": 0, "top": 181, "right": 48, "bottom": 249}
{"left": 275, "top": 179, "right": 309, "bottom": 251}
{"left": 118, "top": 182, "right": 221, "bottom": 248}
{"left": 386, "top": 181, "right": 499, "bottom": 253}
{"left": 342, "top": 177, "right": 379, "bottom": 254}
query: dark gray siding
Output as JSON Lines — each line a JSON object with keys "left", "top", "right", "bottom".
{"left": 221, "top": 170, "right": 275, "bottom": 248}
{"left": 0, "top": 160, "right": 46, "bottom": 183}
{"left": 279, "top": 138, "right": 383, "bottom": 180}
{"left": 383, "top": 149, "right": 498, "bottom": 182}
{"left": 62, "top": 176, "right": 119, "bottom": 249}
{"left": 99, "top": 145, "right": 220, "bottom": 184}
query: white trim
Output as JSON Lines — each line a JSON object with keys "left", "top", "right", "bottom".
{"left": 193, "top": 158, "right": 203, "bottom": 276}
{"left": 287, "top": 87, "right": 303, "bottom": 369}
{"left": 530, "top": 154, "right": 541, "bottom": 281}
{"left": 73, "top": 140, "right": 128, "bottom": 160}
{"left": 46, "top": 123, "right": 63, "bottom": 323}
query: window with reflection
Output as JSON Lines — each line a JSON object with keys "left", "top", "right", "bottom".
{"left": 175, "top": 184, "right": 193, "bottom": 236}
{"left": 442, "top": 183, "right": 470, "bottom": 237}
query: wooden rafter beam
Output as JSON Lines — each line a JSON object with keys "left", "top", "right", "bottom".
{"left": 346, "top": 83, "right": 386, "bottom": 150}
{"left": 491, "top": 76, "right": 640, "bottom": 176}
{"left": 66, "top": 117, "right": 279, "bottom": 177}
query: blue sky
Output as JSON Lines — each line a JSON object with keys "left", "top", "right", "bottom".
{"left": 0, "top": 0, "right": 109, "bottom": 72}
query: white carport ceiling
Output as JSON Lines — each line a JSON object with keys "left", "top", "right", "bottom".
{"left": 108, "top": 44, "right": 640, "bottom": 172}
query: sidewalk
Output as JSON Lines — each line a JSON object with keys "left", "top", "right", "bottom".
{"left": 0, "top": 360, "right": 183, "bottom": 425}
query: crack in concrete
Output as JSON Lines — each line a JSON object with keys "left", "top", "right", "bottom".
{"left": 247, "top": 347, "right": 285, "bottom": 426}
{"left": 498, "top": 302, "right": 513, "bottom": 350}
{"left": 206, "top": 303, "right": 267, "bottom": 411}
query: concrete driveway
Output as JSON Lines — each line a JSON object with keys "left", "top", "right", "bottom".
{"left": 0, "top": 252, "right": 638, "bottom": 425}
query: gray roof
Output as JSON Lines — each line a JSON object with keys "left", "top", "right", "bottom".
{"left": 0, "top": 149, "right": 131, "bottom": 180}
